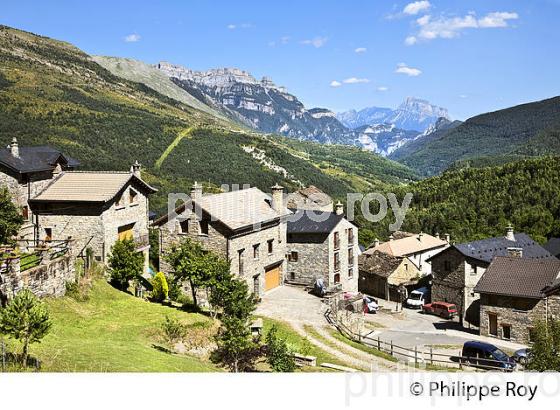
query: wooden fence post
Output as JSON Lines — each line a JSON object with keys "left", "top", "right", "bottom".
{"left": 390, "top": 340, "right": 393, "bottom": 357}
{"left": 377, "top": 336, "right": 381, "bottom": 351}
{"left": 430, "top": 346, "right": 433, "bottom": 365}
{"left": 414, "top": 345, "right": 418, "bottom": 366}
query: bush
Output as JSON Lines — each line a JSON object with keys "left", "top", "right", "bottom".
{"left": 107, "top": 239, "right": 144, "bottom": 291}
{"left": 161, "top": 316, "right": 186, "bottom": 344}
{"left": 265, "top": 325, "right": 296, "bottom": 372}
{"left": 151, "top": 271, "right": 169, "bottom": 302}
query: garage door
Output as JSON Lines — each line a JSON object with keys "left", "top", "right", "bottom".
{"left": 265, "top": 265, "right": 281, "bottom": 291}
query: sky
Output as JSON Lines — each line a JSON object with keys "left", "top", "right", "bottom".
{"left": 1, "top": 0, "right": 560, "bottom": 119}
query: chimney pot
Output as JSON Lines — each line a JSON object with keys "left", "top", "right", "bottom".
{"left": 373, "top": 238, "right": 380, "bottom": 247}
{"left": 190, "top": 181, "right": 203, "bottom": 201}
{"left": 271, "top": 184, "right": 284, "bottom": 212}
{"left": 445, "top": 233, "right": 450, "bottom": 243}
{"left": 131, "top": 160, "right": 141, "bottom": 178}
{"left": 418, "top": 231, "right": 424, "bottom": 241}
{"left": 335, "top": 201, "right": 344, "bottom": 215}
{"left": 389, "top": 234, "right": 394, "bottom": 242}
{"left": 10, "top": 137, "right": 19, "bottom": 158}
{"left": 506, "top": 224, "right": 515, "bottom": 241}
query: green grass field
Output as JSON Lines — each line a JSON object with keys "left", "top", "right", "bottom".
{"left": 7, "top": 280, "right": 218, "bottom": 372}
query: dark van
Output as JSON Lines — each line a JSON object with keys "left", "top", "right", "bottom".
{"left": 461, "top": 341, "right": 516, "bottom": 371}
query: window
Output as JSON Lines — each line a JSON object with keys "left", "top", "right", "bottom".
{"left": 288, "top": 251, "right": 298, "bottom": 262}
{"left": 118, "top": 223, "right": 135, "bottom": 241}
{"left": 44, "top": 227, "right": 52, "bottom": 242}
{"left": 348, "top": 248, "right": 354, "bottom": 265}
{"left": 267, "top": 239, "right": 274, "bottom": 254}
{"left": 444, "top": 260, "right": 451, "bottom": 272}
{"left": 334, "top": 232, "right": 340, "bottom": 250}
{"left": 290, "top": 271, "right": 296, "bottom": 281}
{"left": 488, "top": 313, "right": 498, "bottom": 336}
{"left": 238, "top": 249, "right": 245, "bottom": 275}
{"left": 348, "top": 228, "right": 354, "bottom": 243}
{"left": 253, "top": 275, "right": 260, "bottom": 295}
{"left": 253, "top": 244, "right": 260, "bottom": 260}
{"left": 199, "top": 220, "right": 209, "bottom": 235}
{"left": 334, "top": 252, "right": 340, "bottom": 272}
{"left": 116, "top": 195, "right": 124, "bottom": 207}
{"left": 528, "top": 327, "right": 536, "bottom": 344}
{"left": 334, "top": 273, "right": 341, "bottom": 284}
{"left": 129, "top": 189, "right": 138, "bottom": 204}
{"left": 502, "top": 324, "right": 511, "bottom": 340}
{"left": 470, "top": 264, "right": 477, "bottom": 275}
{"left": 22, "top": 206, "right": 29, "bottom": 221}
{"left": 179, "top": 220, "right": 189, "bottom": 234}
{"left": 348, "top": 267, "right": 353, "bottom": 278}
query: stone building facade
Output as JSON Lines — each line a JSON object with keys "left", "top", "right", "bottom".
{"left": 29, "top": 167, "right": 155, "bottom": 274}
{"left": 286, "top": 204, "right": 359, "bottom": 292}
{"left": 155, "top": 184, "right": 290, "bottom": 297}
{"left": 0, "top": 138, "right": 79, "bottom": 240}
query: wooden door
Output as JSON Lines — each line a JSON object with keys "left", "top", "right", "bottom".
{"left": 488, "top": 313, "right": 498, "bottom": 336}
{"left": 265, "top": 265, "right": 281, "bottom": 291}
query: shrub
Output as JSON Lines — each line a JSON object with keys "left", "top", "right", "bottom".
{"left": 151, "top": 271, "right": 169, "bottom": 302}
{"left": 107, "top": 239, "right": 144, "bottom": 291}
{"left": 161, "top": 316, "right": 186, "bottom": 344}
{"left": 265, "top": 325, "right": 296, "bottom": 372}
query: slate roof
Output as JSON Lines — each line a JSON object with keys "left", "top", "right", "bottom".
{"left": 286, "top": 209, "right": 346, "bottom": 234}
{"left": 544, "top": 238, "right": 560, "bottom": 257}
{"left": 358, "top": 250, "right": 405, "bottom": 278}
{"left": 154, "top": 187, "right": 292, "bottom": 231}
{"left": 0, "top": 145, "right": 79, "bottom": 174}
{"left": 30, "top": 171, "right": 156, "bottom": 203}
{"left": 453, "top": 233, "right": 553, "bottom": 263}
{"left": 474, "top": 256, "right": 560, "bottom": 299}
{"left": 363, "top": 232, "right": 447, "bottom": 257}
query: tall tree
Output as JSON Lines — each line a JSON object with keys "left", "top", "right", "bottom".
{"left": 107, "top": 239, "right": 144, "bottom": 291}
{"left": 526, "top": 318, "right": 560, "bottom": 371}
{"left": 0, "top": 187, "right": 23, "bottom": 244}
{"left": 0, "top": 289, "right": 52, "bottom": 366}
{"left": 265, "top": 324, "right": 296, "bottom": 372}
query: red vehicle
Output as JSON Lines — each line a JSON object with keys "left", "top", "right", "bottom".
{"left": 422, "top": 302, "right": 457, "bottom": 319}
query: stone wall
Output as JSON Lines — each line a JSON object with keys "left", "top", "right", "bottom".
{"left": 286, "top": 233, "right": 329, "bottom": 285}
{"left": 479, "top": 294, "right": 560, "bottom": 344}
{"left": 0, "top": 251, "right": 75, "bottom": 301}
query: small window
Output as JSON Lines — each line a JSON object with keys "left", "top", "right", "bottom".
{"left": 348, "top": 267, "right": 353, "bottom": 278}
{"left": 116, "top": 195, "right": 124, "bottom": 207}
{"left": 129, "top": 189, "right": 138, "bottom": 204}
{"left": 334, "top": 273, "right": 341, "bottom": 284}
{"left": 470, "top": 264, "right": 477, "bottom": 275}
{"left": 199, "top": 220, "right": 209, "bottom": 235}
{"left": 253, "top": 275, "right": 260, "bottom": 295}
{"left": 334, "top": 232, "right": 340, "bottom": 249}
{"left": 528, "top": 327, "right": 536, "bottom": 344}
{"left": 238, "top": 249, "right": 245, "bottom": 275}
{"left": 288, "top": 251, "right": 298, "bottom": 262}
{"left": 348, "top": 228, "right": 354, "bottom": 243}
{"left": 253, "top": 244, "right": 260, "bottom": 260}
{"left": 22, "top": 206, "right": 29, "bottom": 220}
{"left": 267, "top": 239, "right": 274, "bottom": 254}
{"left": 44, "top": 227, "right": 52, "bottom": 242}
{"left": 290, "top": 271, "right": 296, "bottom": 281}
{"left": 444, "top": 260, "right": 451, "bottom": 272}
{"left": 348, "top": 248, "right": 354, "bottom": 265}
{"left": 179, "top": 220, "right": 189, "bottom": 234}
{"left": 502, "top": 324, "right": 511, "bottom": 340}
{"left": 334, "top": 252, "right": 340, "bottom": 271}
{"left": 404, "top": 263, "right": 409, "bottom": 271}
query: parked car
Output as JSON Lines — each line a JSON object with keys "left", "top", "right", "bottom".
{"left": 461, "top": 341, "right": 516, "bottom": 371}
{"left": 513, "top": 348, "right": 531, "bottom": 365}
{"left": 421, "top": 302, "right": 457, "bottom": 319}
{"left": 405, "top": 287, "right": 430, "bottom": 309}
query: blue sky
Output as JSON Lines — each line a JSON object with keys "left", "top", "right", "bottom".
{"left": 2, "top": 0, "right": 559, "bottom": 119}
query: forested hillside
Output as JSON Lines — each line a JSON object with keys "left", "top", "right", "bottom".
{"left": 358, "top": 157, "right": 560, "bottom": 246}
{"left": 396, "top": 97, "right": 560, "bottom": 176}
{"left": 0, "top": 25, "right": 415, "bottom": 213}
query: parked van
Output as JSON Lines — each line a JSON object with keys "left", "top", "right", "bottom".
{"left": 405, "top": 287, "right": 430, "bottom": 309}
{"left": 461, "top": 341, "right": 516, "bottom": 371}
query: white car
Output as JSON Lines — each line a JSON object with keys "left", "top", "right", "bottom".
{"left": 406, "top": 287, "right": 429, "bottom": 309}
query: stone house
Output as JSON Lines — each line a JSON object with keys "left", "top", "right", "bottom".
{"left": 475, "top": 257, "right": 560, "bottom": 344}
{"left": 28, "top": 164, "right": 156, "bottom": 273}
{"left": 429, "top": 226, "right": 554, "bottom": 327}
{"left": 154, "top": 183, "right": 291, "bottom": 297}
{"left": 285, "top": 203, "right": 359, "bottom": 292}
{"left": 364, "top": 231, "right": 448, "bottom": 276}
{"left": 358, "top": 250, "right": 421, "bottom": 301}
{"left": 0, "top": 138, "right": 79, "bottom": 240}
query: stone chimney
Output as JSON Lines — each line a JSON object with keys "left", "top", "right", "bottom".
{"left": 10, "top": 137, "right": 19, "bottom": 158}
{"left": 190, "top": 181, "right": 203, "bottom": 202}
{"left": 505, "top": 224, "right": 515, "bottom": 241}
{"left": 418, "top": 231, "right": 424, "bottom": 241}
{"left": 131, "top": 160, "right": 141, "bottom": 178}
{"left": 445, "top": 233, "right": 450, "bottom": 243}
{"left": 271, "top": 184, "right": 284, "bottom": 212}
{"left": 435, "top": 232, "right": 440, "bottom": 240}
{"left": 335, "top": 201, "right": 344, "bottom": 215}
{"left": 507, "top": 247, "right": 523, "bottom": 258}
{"left": 373, "top": 238, "right": 380, "bottom": 248}
{"left": 389, "top": 234, "right": 394, "bottom": 241}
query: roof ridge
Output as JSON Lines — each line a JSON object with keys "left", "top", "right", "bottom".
{"left": 65, "top": 170, "right": 131, "bottom": 174}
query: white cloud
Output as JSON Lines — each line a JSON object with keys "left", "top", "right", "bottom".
{"left": 330, "top": 80, "right": 342, "bottom": 88}
{"left": 124, "top": 33, "right": 141, "bottom": 43}
{"left": 343, "top": 77, "right": 370, "bottom": 84}
{"left": 227, "top": 23, "right": 253, "bottom": 30}
{"left": 459, "top": 94, "right": 468, "bottom": 98}
{"left": 227, "top": 24, "right": 237, "bottom": 30}
{"left": 395, "top": 63, "right": 422, "bottom": 77}
{"left": 407, "top": 11, "right": 519, "bottom": 44}
{"left": 403, "top": 1, "right": 431, "bottom": 15}
{"left": 377, "top": 86, "right": 389, "bottom": 92}
{"left": 354, "top": 47, "right": 367, "bottom": 53}
{"left": 301, "top": 36, "right": 328, "bottom": 48}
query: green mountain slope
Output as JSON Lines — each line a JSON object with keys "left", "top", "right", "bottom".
{"left": 359, "top": 156, "right": 560, "bottom": 245}
{"left": 0, "top": 25, "right": 416, "bottom": 213}
{"left": 396, "top": 97, "right": 560, "bottom": 176}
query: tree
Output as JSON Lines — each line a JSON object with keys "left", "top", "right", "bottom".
{"left": 265, "top": 324, "right": 296, "bottom": 372}
{"left": 526, "top": 318, "right": 560, "bottom": 371}
{"left": 0, "top": 187, "right": 23, "bottom": 244}
{"left": 164, "top": 238, "right": 213, "bottom": 308}
{"left": 214, "top": 315, "right": 261, "bottom": 373}
{"left": 107, "top": 239, "right": 144, "bottom": 291}
{"left": 151, "top": 271, "right": 169, "bottom": 302}
{"left": 0, "top": 289, "right": 52, "bottom": 366}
